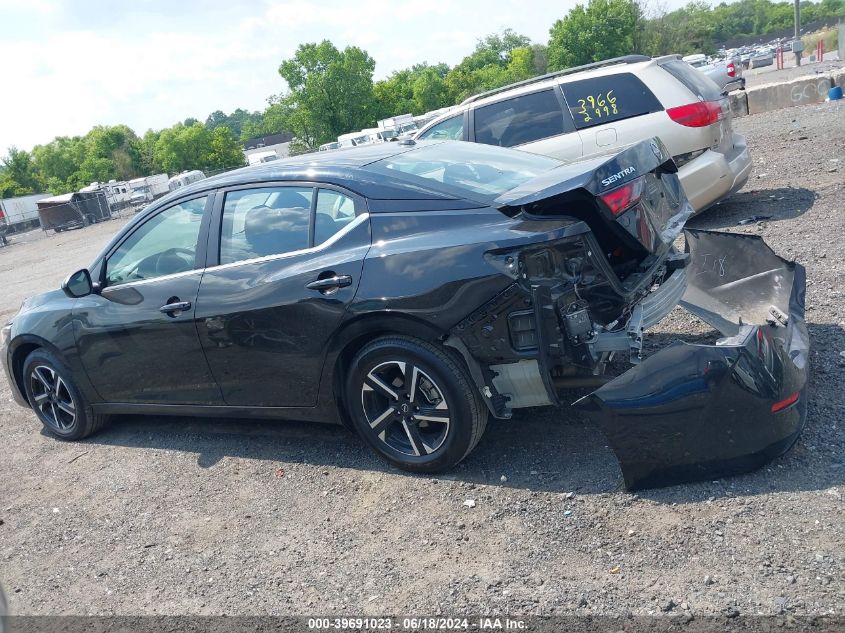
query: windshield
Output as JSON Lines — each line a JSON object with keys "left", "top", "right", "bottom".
{"left": 367, "top": 141, "right": 561, "bottom": 203}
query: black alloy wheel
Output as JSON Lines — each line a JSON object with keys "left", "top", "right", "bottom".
{"left": 345, "top": 336, "right": 487, "bottom": 473}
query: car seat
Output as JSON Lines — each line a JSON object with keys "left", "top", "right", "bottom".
{"left": 244, "top": 205, "right": 309, "bottom": 257}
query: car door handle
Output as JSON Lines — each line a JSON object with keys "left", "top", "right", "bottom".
{"left": 159, "top": 301, "right": 192, "bottom": 314}
{"left": 306, "top": 275, "right": 353, "bottom": 291}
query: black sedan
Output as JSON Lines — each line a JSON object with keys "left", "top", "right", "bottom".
{"left": 1, "top": 140, "right": 808, "bottom": 488}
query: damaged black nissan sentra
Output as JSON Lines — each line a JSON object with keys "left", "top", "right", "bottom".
{"left": 1, "top": 139, "right": 808, "bottom": 489}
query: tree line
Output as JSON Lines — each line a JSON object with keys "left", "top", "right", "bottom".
{"left": 2, "top": 0, "right": 843, "bottom": 197}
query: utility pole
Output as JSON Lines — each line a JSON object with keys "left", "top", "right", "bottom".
{"left": 793, "top": 0, "right": 802, "bottom": 66}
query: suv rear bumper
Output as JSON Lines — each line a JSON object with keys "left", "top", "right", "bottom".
{"left": 678, "top": 132, "right": 751, "bottom": 212}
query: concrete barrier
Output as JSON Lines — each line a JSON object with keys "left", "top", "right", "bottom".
{"left": 746, "top": 75, "right": 834, "bottom": 115}
{"left": 833, "top": 67, "right": 845, "bottom": 90}
{"left": 728, "top": 91, "right": 748, "bottom": 118}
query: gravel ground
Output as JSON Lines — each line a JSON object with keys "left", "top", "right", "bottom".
{"left": 0, "top": 101, "right": 843, "bottom": 621}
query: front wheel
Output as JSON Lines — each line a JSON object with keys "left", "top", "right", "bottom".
{"left": 22, "top": 349, "right": 109, "bottom": 441}
{"left": 344, "top": 336, "right": 487, "bottom": 473}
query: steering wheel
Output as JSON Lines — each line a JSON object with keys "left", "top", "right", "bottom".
{"left": 153, "top": 247, "right": 195, "bottom": 276}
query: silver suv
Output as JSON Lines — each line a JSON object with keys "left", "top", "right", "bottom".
{"left": 414, "top": 55, "right": 751, "bottom": 213}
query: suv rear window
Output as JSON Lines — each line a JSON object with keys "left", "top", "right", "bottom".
{"left": 473, "top": 89, "right": 567, "bottom": 147}
{"left": 560, "top": 73, "right": 662, "bottom": 130}
{"left": 660, "top": 59, "right": 722, "bottom": 101}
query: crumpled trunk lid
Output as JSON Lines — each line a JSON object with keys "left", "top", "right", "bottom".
{"left": 495, "top": 137, "right": 692, "bottom": 280}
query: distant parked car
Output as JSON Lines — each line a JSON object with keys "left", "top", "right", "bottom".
{"left": 750, "top": 48, "right": 774, "bottom": 68}
{"left": 683, "top": 54, "right": 744, "bottom": 93}
{"left": 128, "top": 188, "right": 152, "bottom": 206}
{"left": 415, "top": 54, "right": 751, "bottom": 213}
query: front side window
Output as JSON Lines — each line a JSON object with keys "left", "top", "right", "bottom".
{"left": 220, "top": 187, "right": 313, "bottom": 265}
{"left": 560, "top": 73, "right": 662, "bottom": 130}
{"left": 417, "top": 114, "right": 464, "bottom": 141}
{"left": 474, "top": 89, "right": 566, "bottom": 147}
{"left": 106, "top": 196, "right": 207, "bottom": 286}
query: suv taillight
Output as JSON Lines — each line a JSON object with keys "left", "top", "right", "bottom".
{"left": 600, "top": 176, "right": 645, "bottom": 216}
{"left": 666, "top": 101, "right": 724, "bottom": 128}
{"left": 726, "top": 61, "right": 736, "bottom": 78}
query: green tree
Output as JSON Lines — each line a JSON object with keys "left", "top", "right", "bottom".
{"left": 32, "top": 136, "right": 86, "bottom": 193}
{"left": 548, "top": 0, "right": 641, "bottom": 70}
{"left": 137, "top": 130, "right": 162, "bottom": 175}
{"left": 153, "top": 122, "right": 243, "bottom": 173}
{"left": 0, "top": 147, "right": 42, "bottom": 197}
{"left": 507, "top": 46, "right": 537, "bottom": 82}
{"left": 278, "top": 40, "right": 376, "bottom": 148}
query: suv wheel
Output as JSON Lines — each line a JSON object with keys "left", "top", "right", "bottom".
{"left": 22, "top": 349, "right": 109, "bottom": 441}
{"left": 344, "top": 336, "right": 487, "bottom": 473}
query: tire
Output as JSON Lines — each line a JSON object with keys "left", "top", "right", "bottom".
{"left": 22, "top": 349, "right": 109, "bottom": 441}
{"left": 344, "top": 336, "right": 487, "bottom": 473}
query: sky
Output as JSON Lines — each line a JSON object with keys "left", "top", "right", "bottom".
{"left": 0, "top": 0, "right": 697, "bottom": 154}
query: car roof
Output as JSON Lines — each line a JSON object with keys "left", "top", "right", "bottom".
{"left": 138, "top": 141, "right": 473, "bottom": 219}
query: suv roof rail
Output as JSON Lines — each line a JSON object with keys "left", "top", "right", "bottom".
{"left": 460, "top": 55, "right": 652, "bottom": 105}
{"left": 654, "top": 54, "right": 682, "bottom": 64}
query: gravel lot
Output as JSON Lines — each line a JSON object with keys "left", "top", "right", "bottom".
{"left": 0, "top": 101, "right": 843, "bottom": 621}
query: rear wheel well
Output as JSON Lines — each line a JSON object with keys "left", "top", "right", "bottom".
{"left": 330, "top": 319, "right": 451, "bottom": 428}
{"left": 12, "top": 343, "right": 41, "bottom": 405}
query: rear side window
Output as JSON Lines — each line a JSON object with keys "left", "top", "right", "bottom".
{"left": 417, "top": 114, "right": 464, "bottom": 140}
{"left": 473, "top": 89, "right": 567, "bottom": 147}
{"left": 220, "top": 187, "right": 313, "bottom": 264}
{"left": 561, "top": 73, "right": 662, "bottom": 130}
{"left": 660, "top": 60, "right": 722, "bottom": 101}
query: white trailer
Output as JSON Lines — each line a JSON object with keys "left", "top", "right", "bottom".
{"left": 0, "top": 193, "right": 52, "bottom": 235}
{"left": 80, "top": 181, "right": 132, "bottom": 209}
{"left": 128, "top": 174, "right": 170, "bottom": 201}
{"left": 146, "top": 174, "right": 170, "bottom": 198}
{"left": 247, "top": 150, "right": 279, "bottom": 166}
{"left": 168, "top": 170, "right": 206, "bottom": 192}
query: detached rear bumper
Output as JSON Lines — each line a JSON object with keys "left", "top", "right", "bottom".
{"left": 575, "top": 229, "right": 808, "bottom": 490}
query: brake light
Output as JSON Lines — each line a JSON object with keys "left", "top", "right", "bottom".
{"left": 726, "top": 62, "right": 736, "bottom": 78}
{"left": 771, "top": 392, "right": 800, "bottom": 413}
{"left": 666, "top": 101, "right": 724, "bottom": 127}
{"left": 600, "top": 176, "right": 645, "bottom": 216}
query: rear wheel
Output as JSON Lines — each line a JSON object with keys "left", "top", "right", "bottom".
{"left": 344, "top": 336, "right": 487, "bottom": 473}
{"left": 22, "top": 349, "right": 109, "bottom": 441}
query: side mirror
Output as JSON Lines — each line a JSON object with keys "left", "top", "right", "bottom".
{"left": 62, "top": 269, "right": 94, "bottom": 298}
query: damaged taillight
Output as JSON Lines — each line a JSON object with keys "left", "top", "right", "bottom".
{"left": 600, "top": 176, "right": 645, "bottom": 216}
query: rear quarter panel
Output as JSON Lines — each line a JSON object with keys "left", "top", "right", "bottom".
{"left": 352, "top": 208, "right": 582, "bottom": 332}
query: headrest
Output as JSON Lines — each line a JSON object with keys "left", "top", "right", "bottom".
{"left": 243, "top": 205, "right": 309, "bottom": 256}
